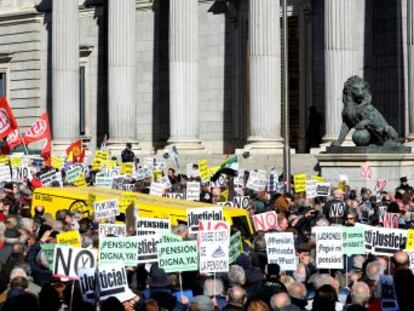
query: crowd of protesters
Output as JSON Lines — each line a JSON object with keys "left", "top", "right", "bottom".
{"left": 0, "top": 149, "right": 413, "bottom": 311}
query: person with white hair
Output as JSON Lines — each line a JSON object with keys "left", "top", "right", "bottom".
{"left": 192, "top": 295, "right": 215, "bottom": 311}
{"left": 228, "top": 265, "right": 246, "bottom": 286}
{"left": 203, "top": 278, "right": 226, "bottom": 309}
{"left": 224, "top": 286, "right": 246, "bottom": 311}
{"left": 288, "top": 282, "right": 307, "bottom": 310}
{"left": 270, "top": 292, "right": 291, "bottom": 311}
{"left": 6, "top": 266, "right": 41, "bottom": 296}
{"left": 350, "top": 282, "right": 370, "bottom": 307}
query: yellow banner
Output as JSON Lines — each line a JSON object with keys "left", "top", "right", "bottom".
{"left": 198, "top": 159, "right": 209, "bottom": 182}
{"left": 120, "top": 162, "right": 134, "bottom": 176}
{"left": 294, "top": 173, "right": 307, "bottom": 193}
{"left": 56, "top": 230, "right": 81, "bottom": 247}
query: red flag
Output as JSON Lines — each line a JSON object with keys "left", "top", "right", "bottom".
{"left": 6, "top": 129, "right": 23, "bottom": 150}
{"left": 23, "top": 112, "right": 52, "bottom": 163}
{"left": 0, "top": 97, "right": 18, "bottom": 140}
{"left": 66, "top": 139, "right": 85, "bottom": 163}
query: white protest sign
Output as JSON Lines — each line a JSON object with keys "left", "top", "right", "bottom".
{"left": 40, "top": 170, "right": 63, "bottom": 187}
{"left": 198, "top": 220, "right": 230, "bottom": 232}
{"left": 186, "top": 181, "right": 200, "bottom": 201}
{"left": 361, "top": 225, "right": 407, "bottom": 256}
{"left": 217, "top": 201, "right": 236, "bottom": 207}
{"left": 316, "top": 183, "right": 330, "bottom": 196}
{"left": 234, "top": 196, "right": 250, "bottom": 209}
{"left": 98, "top": 264, "right": 129, "bottom": 301}
{"left": 137, "top": 234, "right": 162, "bottom": 263}
{"left": 78, "top": 268, "right": 97, "bottom": 304}
{"left": 95, "top": 176, "right": 114, "bottom": 188}
{"left": 305, "top": 180, "right": 317, "bottom": 198}
{"left": 199, "top": 228, "right": 230, "bottom": 273}
{"left": 99, "top": 236, "right": 139, "bottom": 266}
{"left": 150, "top": 182, "right": 165, "bottom": 196}
{"left": 234, "top": 170, "right": 245, "bottom": 187}
{"left": 166, "top": 192, "right": 185, "bottom": 200}
{"left": 0, "top": 165, "right": 11, "bottom": 182}
{"left": 158, "top": 176, "right": 172, "bottom": 189}
{"left": 94, "top": 199, "right": 120, "bottom": 220}
{"left": 53, "top": 245, "right": 97, "bottom": 279}
{"left": 265, "top": 232, "right": 297, "bottom": 271}
{"left": 136, "top": 217, "right": 170, "bottom": 235}
{"left": 157, "top": 240, "right": 198, "bottom": 273}
{"left": 12, "top": 166, "right": 32, "bottom": 182}
{"left": 246, "top": 170, "right": 266, "bottom": 192}
{"left": 186, "top": 207, "right": 223, "bottom": 234}
{"left": 267, "top": 168, "right": 278, "bottom": 192}
{"left": 98, "top": 223, "right": 126, "bottom": 238}
{"left": 313, "top": 226, "right": 343, "bottom": 269}
{"left": 252, "top": 211, "right": 278, "bottom": 232}
{"left": 66, "top": 166, "right": 83, "bottom": 183}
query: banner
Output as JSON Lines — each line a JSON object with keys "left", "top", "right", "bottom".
{"left": 186, "top": 181, "right": 200, "bottom": 201}
{"left": 313, "top": 226, "right": 343, "bottom": 269}
{"left": 157, "top": 240, "right": 198, "bottom": 273}
{"left": 293, "top": 174, "right": 307, "bottom": 193}
{"left": 186, "top": 207, "right": 223, "bottom": 234}
{"left": 265, "top": 232, "right": 297, "bottom": 271}
{"left": 53, "top": 245, "right": 97, "bottom": 279}
{"left": 94, "top": 199, "right": 120, "bottom": 220}
{"left": 361, "top": 225, "right": 407, "bottom": 256}
{"left": 56, "top": 230, "right": 81, "bottom": 247}
{"left": 229, "top": 232, "right": 242, "bottom": 264}
{"left": 343, "top": 226, "right": 365, "bottom": 256}
{"left": 98, "top": 224, "right": 126, "bottom": 238}
{"left": 246, "top": 170, "right": 266, "bottom": 192}
{"left": 95, "top": 176, "right": 113, "bottom": 189}
{"left": 252, "top": 211, "right": 278, "bottom": 232}
{"left": 0, "top": 97, "right": 19, "bottom": 140}
{"left": 136, "top": 217, "right": 170, "bottom": 235}
{"left": 199, "top": 228, "right": 230, "bottom": 273}
{"left": 99, "top": 236, "right": 139, "bottom": 266}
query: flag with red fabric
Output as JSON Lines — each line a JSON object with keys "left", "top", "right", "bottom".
{"left": 66, "top": 139, "right": 85, "bottom": 163}
{"left": 6, "top": 129, "right": 23, "bottom": 150}
{"left": 23, "top": 112, "right": 52, "bottom": 163}
{"left": 0, "top": 97, "right": 19, "bottom": 140}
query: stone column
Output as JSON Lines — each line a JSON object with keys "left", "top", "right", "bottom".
{"left": 52, "top": 0, "right": 79, "bottom": 149}
{"left": 322, "top": 0, "right": 358, "bottom": 144}
{"left": 107, "top": 0, "right": 139, "bottom": 151}
{"left": 167, "top": 0, "right": 203, "bottom": 152}
{"left": 407, "top": 0, "right": 414, "bottom": 144}
{"left": 244, "top": 0, "right": 284, "bottom": 153}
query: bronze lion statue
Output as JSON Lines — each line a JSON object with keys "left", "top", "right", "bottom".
{"left": 331, "top": 76, "right": 401, "bottom": 147}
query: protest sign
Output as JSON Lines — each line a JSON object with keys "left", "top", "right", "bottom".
{"left": 246, "top": 170, "right": 266, "bottom": 192}
{"left": 40, "top": 170, "right": 63, "bottom": 187}
{"left": 40, "top": 243, "right": 56, "bottom": 270}
{"left": 186, "top": 181, "right": 200, "bottom": 201}
{"left": 198, "top": 159, "right": 209, "bottom": 183}
{"left": 74, "top": 173, "right": 87, "bottom": 187}
{"left": 234, "top": 170, "right": 245, "bottom": 187}
{"left": 313, "top": 226, "right": 343, "bottom": 269}
{"left": 12, "top": 166, "right": 32, "bottom": 182}
{"left": 166, "top": 192, "right": 185, "bottom": 199}
{"left": 120, "top": 162, "right": 134, "bottom": 176}
{"left": 199, "top": 228, "right": 230, "bottom": 273}
{"left": 95, "top": 176, "right": 113, "bottom": 189}
{"left": 78, "top": 268, "right": 97, "bottom": 303}
{"left": 158, "top": 176, "right": 172, "bottom": 188}
{"left": 152, "top": 169, "right": 163, "bottom": 181}
{"left": 229, "top": 232, "right": 242, "bottom": 264}
{"left": 406, "top": 229, "right": 414, "bottom": 250}
{"left": 66, "top": 166, "right": 83, "bottom": 183}
{"left": 305, "top": 180, "right": 317, "bottom": 198}
{"left": 186, "top": 207, "right": 223, "bottom": 234}
{"left": 361, "top": 225, "right": 407, "bottom": 256}
{"left": 101, "top": 160, "right": 117, "bottom": 170}
{"left": 217, "top": 201, "right": 235, "bottom": 207}
{"left": 10, "top": 155, "right": 22, "bottom": 167}
{"left": 161, "top": 232, "right": 183, "bottom": 243}
{"left": 234, "top": 196, "right": 250, "bottom": 209}
{"left": 94, "top": 150, "right": 110, "bottom": 163}
{"left": 379, "top": 275, "right": 399, "bottom": 311}
{"left": 99, "top": 236, "right": 139, "bottom": 266}
{"left": 252, "top": 211, "right": 278, "bottom": 232}
{"left": 0, "top": 165, "right": 11, "bottom": 183}
{"left": 158, "top": 240, "right": 198, "bottom": 273}
{"left": 150, "top": 182, "right": 165, "bottom": 196}
{"left": 137, "top": 234, "right": 161, "bottom": 263}
{"left": 198, "top": 220, "right": 230, "bottom": 232}
{"left": 136, "top": 217, "right": 170, "bottom": 235}
{"left": 52, "top": 156, "right": 64, "bottom": 170}
{"left": 383, "top": 212, "right": 400, "bottom": 229}
{"left": 360, "top": 163, "right": 372, "bottom": 181}
{"left": 53, "top": 245, "right": 97, "bottom": 279}
{"left": 267, "top": 168, "right": 278, "bottom": 192}
{"left": 293, "top": 174, "right": 306, "bottom": 193}
{"left": 56, "top": 230, "right": 81, "bottom": 247}
{"left": 94, "top": 199, "right": 120, "bottom": 220}
{"left": 99, "top": 224, "right": 126, "bottom": 238}
{"left": 97, "top": 264, "right": 129, "bottom": 301}
{"left": 316, "top": 183, "right": 330, "bottom": 196}
{"left": 374, "top": 179, "right": 388, "bottom": 192}
{"left": 311, "top": 175, "right": 324, "bottom": 183}
{"left": 265, "top": 232, "right": 297, "bottom": 271}
{"left": 343, "top": 226, "right": 365, "bottom": 256}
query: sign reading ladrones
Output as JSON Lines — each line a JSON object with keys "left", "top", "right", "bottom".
{"left": 186, "top": 207, "right": 223, "bottom": 233}
{"left": 361, "top": 225, "right": 407, "bottom": 256}
{"left": 94, "top": 199, "right": 120, "bottom": 220}
{"left": 313, "top": 226, "right": 343, "bottom": 269}
{"left": 158, "top": 240, "right": 198, "bottom": 273}
{"left": 265, "top": 232, "right": 297, "bottom": 271}
{"left": 53, "top": 245, "right": 97, "bottom": 279}
{"left": 136, "top": 218, "right": 170, "bottom": 235}
{"left": 199, "top": 228, "right": 230, "bottom": 273}
{"left": 99, "top": 236, "right": 139, "bottom": 266}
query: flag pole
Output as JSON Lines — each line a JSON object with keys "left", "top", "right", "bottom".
{"left": 18, "top": 131, "right": 29, "bottom": 155}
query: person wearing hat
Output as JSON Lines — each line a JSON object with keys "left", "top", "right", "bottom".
{"left": 395, "top": 176, "right": 414, "bottom": 196}
{"left": 323, "top": 189, "right": 349, "bottom": 225}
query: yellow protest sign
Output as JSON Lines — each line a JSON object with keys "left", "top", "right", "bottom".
{"left": 220, "top": 189, "right": 229, "bottom": 202}
{"left": 311, "top": 175, "right": 324, "bottom": 183}
{"left": 0, "top": 155, "right": 9, "bottom": 165}
{"left": 92, "top": 159, "right": 101, "bottom": 171}
{"left": 120, "top": 192, "right": 136, "bottom": 211}
{"left": 56, "top": 230, "right": 81, "bottom": 247}
{"left": 198, "top": 159, "right": 209, "bottom": 182}
{"left": 94, "top": 150, "right": 110, "bottom": 162}
{"left": 406, "top": 229, "right": 414, "bottom": 250}
{"left": 120, "top": 162, "right": 134, "bottom": 176}
{"left": 153, "top": 169, "right": 163, "bottom": 181}
{"left": 51, "top": 156, "right": 64, "bottom": 170}
{"left": 337, "top": 180, "right": 346, "bottom": 191}
{"left": 10, "top": 156, "right": 22, "bottom": 168}
{"left": 74, "top": 173, "right": 87, "bottom": 187}
{"left": 102, "top": 160, "right": 117, "bottom": 170}
{"left": 208, "top": 166, "right": 220, "bottom": 178}
{"left": 87, "top": 192, "right": 96, "bottom": 209}
{"left": 294, "top": 174, "right": 307, "bottom": 193}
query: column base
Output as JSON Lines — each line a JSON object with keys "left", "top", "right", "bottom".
{"left": 106, "top": 139, "right": 140, "bottom": 153}
{"left": 241, "top": 136, "right": 284, "bottom": 154}
{"left": 164, "top": 138, "right": 206, "bottom": 154}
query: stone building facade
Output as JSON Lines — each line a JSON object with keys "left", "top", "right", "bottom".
{"left": 0, "top": 0, "right": 412, "bottom": 155}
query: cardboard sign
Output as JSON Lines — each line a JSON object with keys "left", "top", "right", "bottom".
{"left": 94, "top": 199, "right": 120, "bottom": 220}
{"left": 157, "top": 240, "right": 198, "bottom": 273}
{"left": 66, "top": 166, "right": 83, "bottom": 183}
{"left": 199, "top": 228, "right": 230, "bottom": 273}
{"left": 53, "top": 245, "right": 97, "bottom": 279}
{"left": 252, "top": 211, "right": 278, "bottom": 232}
{"left": 316, "top": 183, "right": 330, "bottom": 196}
{"left": 95, "top": 176, "right": 114, "bottom": 189}
{"left": 12, "top": 166, "right": 32, "bottom": 182}
{"left": 137, "top": 234, "right": 161, "bottom": 263}
{"left": 186, "top": 207, "right": 223, "bottom": 234}
{"left": 229, "top": 232, "right": 242, "bottom": 264}
{"left": 99, "top": 236, "right": 139, "bottom": 266}
{"left": 383, "top": 212, "right": 400, "bottom": 229}
{"left": 0, "top": 165, "right": 11, "bottom": 183}
{"left": 293, "top": 174, "right": 307, "bottom": 193}
{"left": 343, "top": 226, "right": 365, "bottom": 256}
{"left": 40, "top": 243, "right": 56, "bottom": 270}
{"left": 361, "top": 225, "right": 407, "bottom": 256}
{"left": 136, "top": 217, "right": 170, "bottom": 235}
{"left": 265, "top": 232, "right": 297, "bottom": 271}
{"left": 379, "top": 275, "right": 399, "bottom": 311}
{"left": 56, "top": 230, "right": 82, "bottom": 247}
{"left": 186, "top": 181, "right": 200, "bottom": 201}
{"left": 313, "top": 226, "right": 343, "bottom": 269}
{"left": 40, "top": 170, "right": 63, "bottom": 187}
{"left": 98, "top": 224, "right": 126, "bottom": 238}
{"left": 246, "top": 170, "right": 266, "bottom": 192}
{"left": 150, "top": 182, "right": 165, "bottom": 196}
{"left": 97, "top": 264, "right": 129, "bottom": 301}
